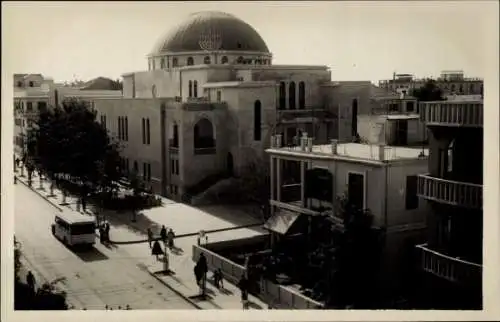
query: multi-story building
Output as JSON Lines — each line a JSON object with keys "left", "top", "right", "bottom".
{"left": 13, "top": 74, "right": 122, "bottom": 157}
{"left": 378, "top": 71, "right": 483, "bottom": 97}
{"left": 415, "top": 99, "right": 483, "bottom": 309}
{"left": 92, "top": 11, "right": 390, "bottom": 201}
{"left": 265, "top": 134, "right": 430, "bottom": 298}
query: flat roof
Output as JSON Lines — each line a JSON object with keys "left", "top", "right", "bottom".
{"left": 267, "top": 142, "right": 428, "bottom": 163}
{"left": 56, "top": 211, "right": 95, "bottom": 225}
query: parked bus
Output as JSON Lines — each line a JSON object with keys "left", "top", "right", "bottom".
{"left": 51, "top": 211, "right": 96, "bottom": 247}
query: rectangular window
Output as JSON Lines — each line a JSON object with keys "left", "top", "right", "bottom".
{"left": 118, "top": 117, "right": 122, "bottom": 140}
{"left": 125, "top": 117, "right": 128, "bottom": 141}
{"left": 175, "top": 160, "right": 179, "bottom": 175}
{"left": 405, "top": 175, "right": 419, "bottom": 210}
{"left": 406, "top": 101, "right": 415, "bottom": 113}
{"left": 348, "top": 172, "right": 365, "bottom": 210}
{"left": 142, "top": 118, "right": 146, "bottom": 144}
{"left": 26, "top": 102, "right": 33, "bottom": 111}
{"left": 171, "top": 160, "right": 175, "bottom": 175}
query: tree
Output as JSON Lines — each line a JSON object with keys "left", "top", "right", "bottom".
{"left": 322, "top": 192, "right": 385, "bottom": 309}
{"left": 26, "top": 98, "right": 122, "bottom": 199}
{"left": 411, "top": 79, "right": 446, "bottom": 102}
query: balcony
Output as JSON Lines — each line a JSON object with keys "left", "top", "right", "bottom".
{"left": 419, "top": 101, "right": 483, "bottom": 127}
{"left": 416, "top": 244, "right": 482, "bottom": 286}
{"left": 417, "top": 174, "right": 482, "bottom": 209}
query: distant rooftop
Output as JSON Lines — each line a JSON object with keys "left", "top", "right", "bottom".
{"left": 267, "top": 141, "right": 428, "bottom": 163}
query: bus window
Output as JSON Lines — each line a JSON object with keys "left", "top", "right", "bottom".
{"left": 70, "top": 223, "right": 95, "bottom": 235}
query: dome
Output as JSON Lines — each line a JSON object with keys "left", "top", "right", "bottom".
{"left": 150, "top": 11, "right": 270, "bottom": 55}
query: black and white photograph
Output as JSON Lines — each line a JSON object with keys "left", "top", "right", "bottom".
{"left": 2, "top": 1, "right": 499, "bottom": 320}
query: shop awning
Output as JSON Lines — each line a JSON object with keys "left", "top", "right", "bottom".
{"left": 264, "top": 210, "right": 302, "bottom": 235}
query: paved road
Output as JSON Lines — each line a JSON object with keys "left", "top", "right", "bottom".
{"left": 14, "top": 183, "right": 196, "bottom": 310}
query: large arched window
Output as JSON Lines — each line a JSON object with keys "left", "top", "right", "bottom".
{"left": 187, "top": 57, "right": 194, "bottom": 66}
{"left": 221, "top": 56, "right": 228, "bottom": 64}
{"left": 298, "top": 81, "right": 305, "bottom": 109}
{"left": 237, "top": 56, "right": 244, "bottom": 64}
{"left": 193, "top": 80, "right": 198, "bottom": 97}
{"left": 172, "top": 57, "right": 178, "bottom": 67}
{"left": 253, "top": 100, "right": 262, "bottom": 141}
{"left": 193, "top": 118, "right": 216, "bottom": 153}
{"left": 279, "top": 82, "right": 286, "bottom": 110}
{"left": 204, "top": 56, "right": 211, "bottom": 64}
{"left": 288, "top": 82, "right": 296, "bottom": 110}
{"left": 188, "top": 80, "right": 193, "bottom": 97}
{"left": 160, "top": 58, "right": 166, "bottom": 69}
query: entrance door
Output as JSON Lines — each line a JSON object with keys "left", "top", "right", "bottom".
{"left": 226, "top": 152, "right": 234, "bottom": 175}
{"left": 395, "top": 120, "right": 408, "bottom": 145}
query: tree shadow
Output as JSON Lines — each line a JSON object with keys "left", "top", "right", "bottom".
{"left": 103, "top": 209, "right": 163, "bottom": 237}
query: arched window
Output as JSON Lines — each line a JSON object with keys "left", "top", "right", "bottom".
{"left": 188, "top": 80, "right": 193, "bottom": 97}
{"left": 29, "top": 81, "right": 34, "bottom": 87}
{"left": 298, "top": 81, "right": 305, "bottom": 109}
{"left": 172, "top": 57, "right": 178, "bottom": 67}
{"left": 279, "top": 81, "right": 286, "bottom": 110}
{"left": 221, "top": 56, "right": 228, "bottom": 64}
{"left": 288, "top": 82, "right": 296, "bottom": 109}
{"left": 193, "top": 118, "right": 215, "bottom": 153}
{"left": 187, "top": 57, "right": 194, "bottom": 66}
{"left": 152, "top": 85, "right": 157, "bottom": 98}
{"left": 204, "top": 56, "right": 211, "bottom": 64}
{"left": 193, "top": 80, "right": 198, "bottom": 97}
{"left": 160, "top": 58, "right": 165, "bottom": 69}
{"left": 253, "top": 100, "right": 262, "bottom": 141}
{"left": 237, "top": 56, "right": 244, "bottom": 64}
{"left": 351, "top": 99, "right": 358, "bottom": 137}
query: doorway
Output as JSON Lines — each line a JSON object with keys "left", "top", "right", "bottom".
{"left": 226, "top": 152, "right": 234, "bottom": 175}
{"left": 394, "top": 120, "right": 408, "bottom": 146}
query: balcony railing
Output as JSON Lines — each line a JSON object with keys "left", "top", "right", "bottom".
{"left": 416, "top": 244, "right": 482, "bottom": 286}
{"left": 419, "top": 102, "right": 483, "bottom": 127}
{"left": 417, "top": 174, "right": 482, "bottom": 209}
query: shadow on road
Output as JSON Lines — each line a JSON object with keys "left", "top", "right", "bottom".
{"left": 71, "top": 246, "right": 109, "bottom": 262}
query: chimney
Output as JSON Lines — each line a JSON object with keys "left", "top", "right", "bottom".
{"left": 331, "top": 139, "right": 338, "bottom": 154}
{"left": 300, "top": 132, "right": 307, "bottom": 151}
{"left": 307, "top": 137, "right": 313, "bottom": 152}
{"left": 378, "top": 144, "right": 386, "bottom": 161}
{"left": 276, "top": 134, "right": 282, "bottom": 148}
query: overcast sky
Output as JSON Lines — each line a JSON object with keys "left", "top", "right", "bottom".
{"left": 2, "top": 1, "right": 497, "bottom": 83}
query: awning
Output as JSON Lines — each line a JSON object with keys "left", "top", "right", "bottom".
{"left": 264, "top": 209, "right": 302, "bottom": 235}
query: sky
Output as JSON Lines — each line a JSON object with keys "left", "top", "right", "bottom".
{"left": 2, "top": 1, "right": 498, "bottom": 83}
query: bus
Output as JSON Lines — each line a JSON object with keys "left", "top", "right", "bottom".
{"left": 51, "top": 211, "right": 96, "bottom": 247}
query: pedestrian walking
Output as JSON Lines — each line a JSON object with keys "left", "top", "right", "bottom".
{"left": 213, "top": 268, "right": 224, "bottom": 289}
{"left": 152, "top": 240, "right": 164, "bottom": 260}
{"left": 26, "top": 271, "right": 36, "bottom": 293}
{"left": 99, "top": 226, "right": 105, "bottom": 244}
{"left": 238, "top": 274, "right": 249, "bottom": 309}
{"left": 160, "top": 225, "right": 167, "bottom": 245}
{"left": 105, "top": 222, "right": 110, "bottom": 243}
{"left": 147, "top": 228, "right": 154, "bottom": 248}
{"left": 194, "top": 253, "right": 208, "bottom": 295}
{"left": 167, "top": 228, "right": 175, "bottom": 249}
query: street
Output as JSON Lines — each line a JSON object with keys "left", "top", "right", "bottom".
{"left": 14, "top": 183, "right": 196, "bottom": 310}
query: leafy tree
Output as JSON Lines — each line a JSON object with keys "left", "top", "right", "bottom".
{"left": 319, "top": 193, "right": 384, "bottom": 308}
{"left": 411, "top": 79, "right": 446, "bottom": 102}
{"left": 26, "top": 98, "right": 122, "bottom": 199}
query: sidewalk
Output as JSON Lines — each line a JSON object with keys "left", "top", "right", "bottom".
{"left": 14, "top": 167, "right": 269, "bottom": 310}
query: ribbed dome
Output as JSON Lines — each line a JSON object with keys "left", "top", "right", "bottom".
{"left": 150, "top": 11, "right": 270, "bottom": 54}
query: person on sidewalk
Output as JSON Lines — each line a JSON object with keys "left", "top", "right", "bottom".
{"left": 147, "top": 228, "right": 154, "bottom": 248}
{"left": 152, "top": 240, "right": 164, "bottom": 260}
{"left": 167, "top": 228, "right": 175, "bottom": 250}
{"left": 160, "top": 225, "right": 167, "bottom": 245}
{"left": 238, "top": 274, "right": 249, "bottom": 310}
{"left": 26, "top": 271, "right": 36, "bottom": 294}
{"left": 213, "top": 268, "right": 224, "bottom": 290}
{"left": 194, "top": 253, "right": 208, "bottom": 295}
{"left": 104, "top": 222, "right": 110, "bottom": 243}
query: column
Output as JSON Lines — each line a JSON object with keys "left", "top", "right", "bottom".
{"left": 270, "top": 156, "right": 275, "bottom": 201}
{"left": 276, "top": 158, "right": 282, "bottom": 202}
{"left": 300, "top": 160, "right": 306, "bottom": 207}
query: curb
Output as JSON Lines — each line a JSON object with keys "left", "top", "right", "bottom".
{"left": 16, "top": 175, "right": 264, "bottom": 245}
{"left": 146, "top": 269, "right": 202, "bottom": 309}
{"left": 16, "top": 176, "right": 64, "bottom": 212}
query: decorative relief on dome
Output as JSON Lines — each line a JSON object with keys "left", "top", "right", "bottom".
{"left": 198, "top": 29, "right": 222, "bottom": 51}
